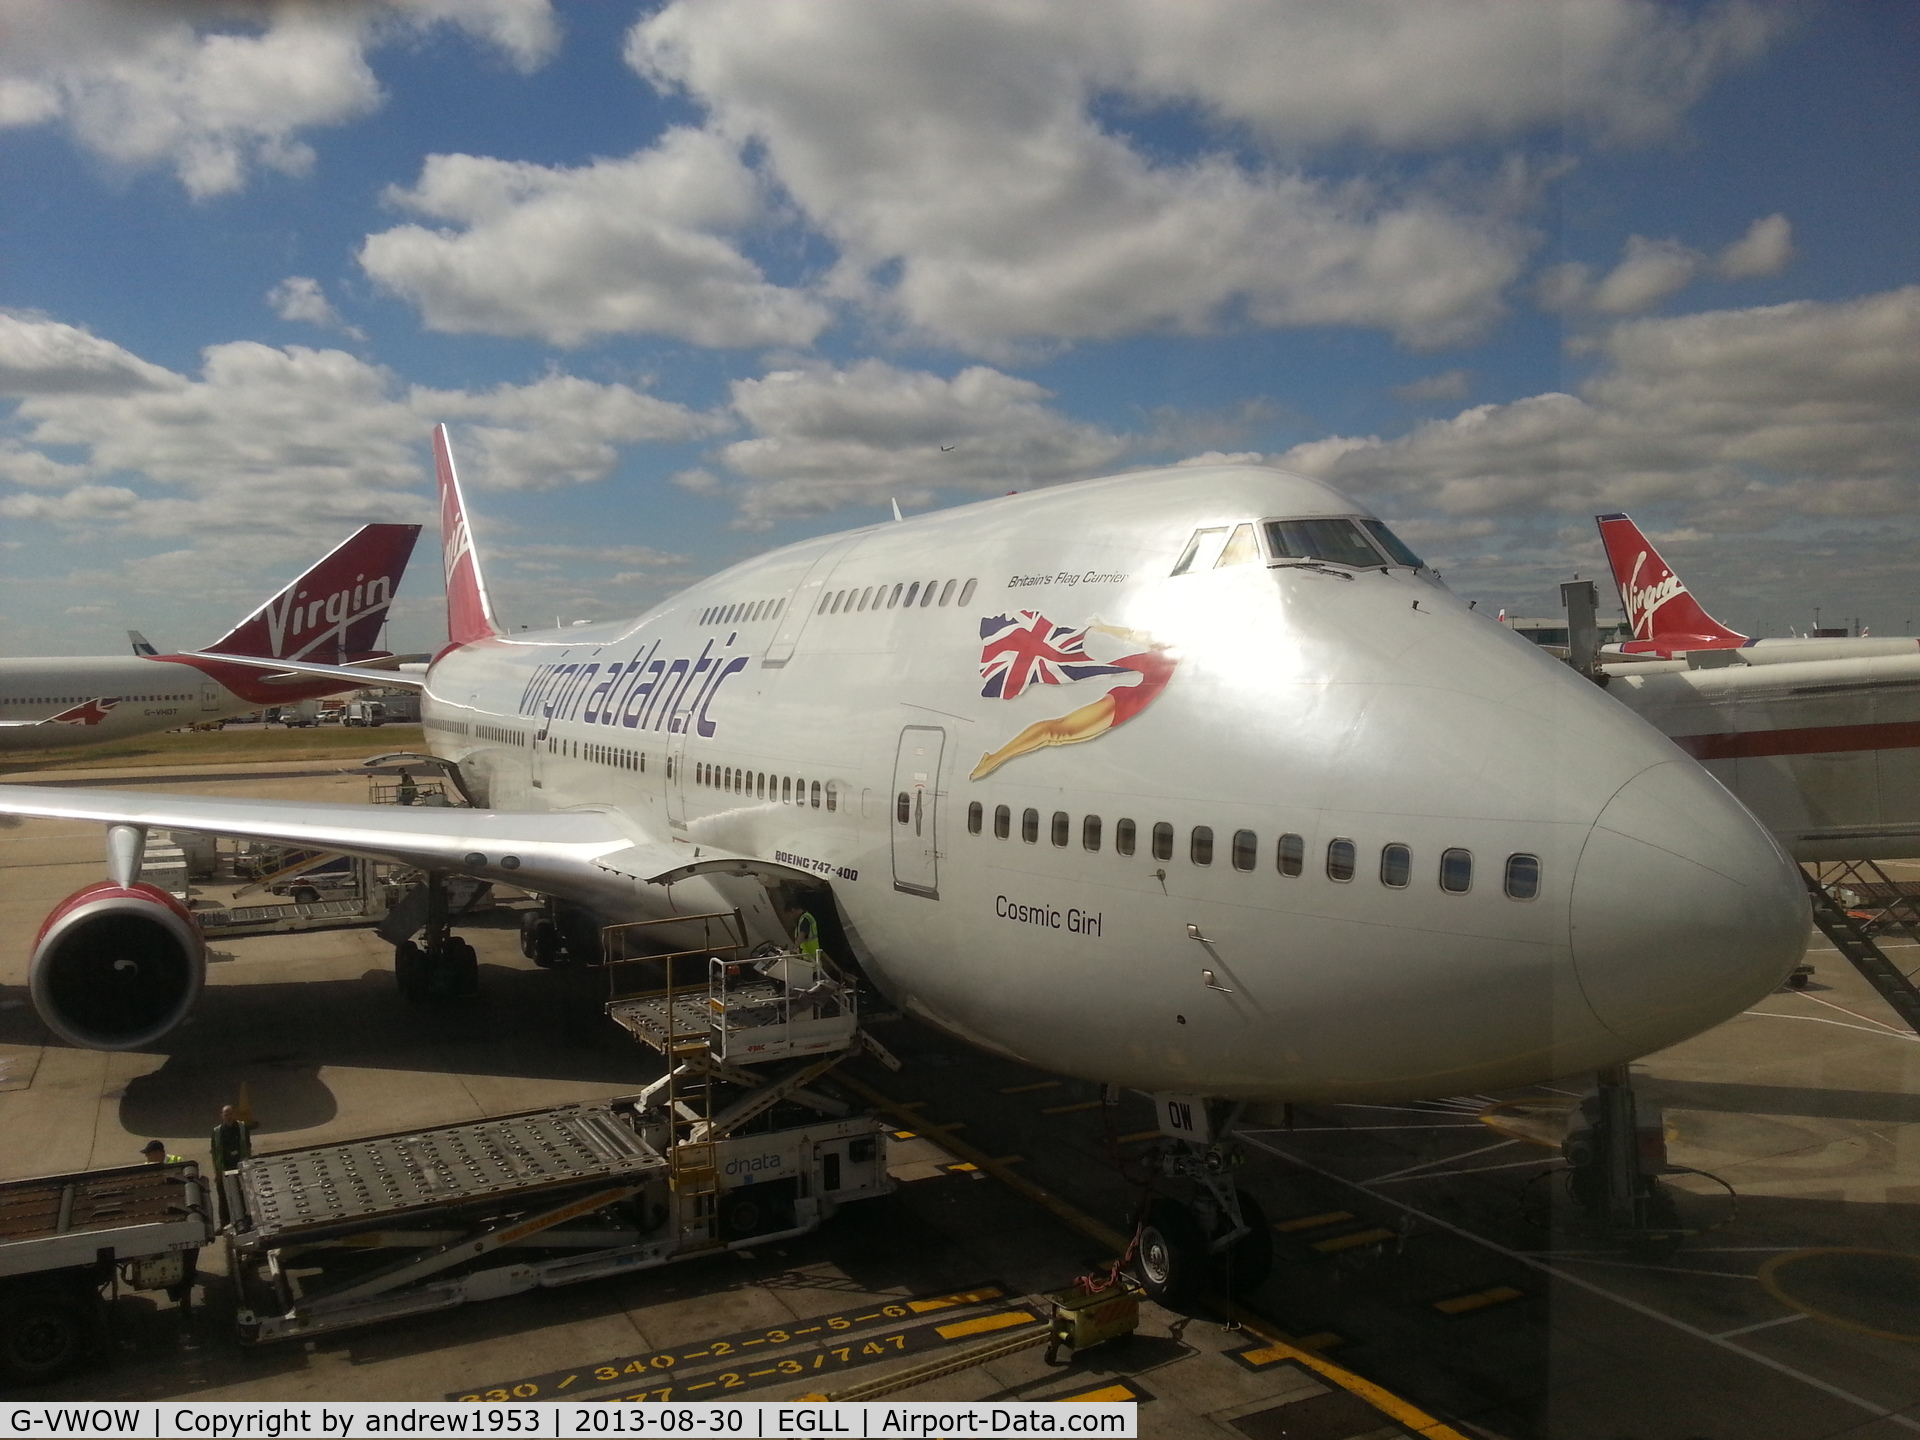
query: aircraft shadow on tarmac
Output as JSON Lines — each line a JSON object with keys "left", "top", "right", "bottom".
{"left": 0, "top": 961, "right": 659, "bottom": 1143}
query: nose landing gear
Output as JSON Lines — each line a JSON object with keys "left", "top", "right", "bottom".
{"left": 1131, "top": 1100, "right": 1272, "bottom": 1304}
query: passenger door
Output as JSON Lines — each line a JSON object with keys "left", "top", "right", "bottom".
{"left": 890, "top": 726, "right": 945, "bottom": 898}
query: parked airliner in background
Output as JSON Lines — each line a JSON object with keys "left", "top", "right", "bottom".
{"left": 0, "top": 525, "right": 420, "bottom": 753}
{"left": 2, "top": 428, "right": 1808, "bottom": 1108}
{"left": 1592, "top": 513, "right": 1920, "bottom": 859}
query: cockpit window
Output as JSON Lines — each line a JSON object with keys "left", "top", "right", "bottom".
{"left": 1171, "top": 527, "right": 1230, "bottom": 575}
{"left": 1264, "top": 518, "right": 1386, "bottom": 569}
{"left": 1360, "top": 519, "right": 1424, "bottom": 568}
{"left": 1216, "top": 523, "right": 1260, "bottom": 568}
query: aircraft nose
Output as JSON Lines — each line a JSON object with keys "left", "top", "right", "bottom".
{"left": 1570, "top": 760, "right": 1809, "bottom": 1050}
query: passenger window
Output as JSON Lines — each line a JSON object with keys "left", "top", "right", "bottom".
{"left": 958, "top": 579, "right": 977, "bottom": 606}
{"left": 1051, "top": 811, "right": 1069, "bottom": 847}
{"left": 811, "top": 781, "right": 821, "bottom": 808}
{"left": 1171, "top": 527, "right": 1230, "bottom": 575}
{"left": 905, "top": 582, "right": 920, "bottom": 607}
{"left": 1151, "top": 822, "right": 1174, "bottom": 862}
{"left": 1265, "top": 518, "right": 1387, "bottom": 569}
{"left": 920, "top": 581, "right": 937, "bottom": 607}
{"left": 783, "top": 777, "right": 793, "bottom": 803}
{"left": 1360, "top": 519, "right": 1424, "bottom": 568}
{"left": 860, "top": 587, "right": 875, "bottom": 611}
{"left": 1190, "top": 826, "right": 1214, "bottom": 865}
{"left": 1217, "top": 524, "right": 1259, "bottom": 568}
{"left": 994, "top": 804, "right": 1011, "bottom": 839}
{"left": 939, "top": 579, "right": 956, "bottom": 606}
{"left": 888, "top": 583, "right": 902, "bottom": 608}
{"left": 1116, "top": 818, "right": 1136, "bottom": 856}
{"left": 771, "top": 599, "right": 783, "bottom": 618}
{"left": 1231, "top": 830, "right": 1256, "bottom": 871}
{"left": 1326, "top": 839, "right": 1356, "bottom": 882}
{"left": 826, "top": 782, "right": 837, "bottom": 812}
{"left": 755, "top": 772, "right": 764, "bottom": 797}
{"left": 1277, "top": 833, "right": 1303, "bottom": 876}
{"left": 968, "top": 801, "right": 983, "bottom": 834}
{"left": 1505, "top": 854, "right": 1540, "bottom": 900}
{"left": 896, "top": 791, "right": 910, "bottom": 823}
{"left": 1440, "top": 849, "right": 1473, "bottom": 893}
{"left": 1083, "top": 815, "right": 1102, "bottom": 851}
{"left": 828, "top": 590, "right": 845, "bottom": 614}
{"left": 1380, "top": 844, "right": 1411, "bottom": 888}
{"left": 1022, "top": 808, "right": 1040, "bottom": 844}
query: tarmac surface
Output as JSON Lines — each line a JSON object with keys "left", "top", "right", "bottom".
{"left": 2, "top": 759, "right": 1917, "bottom": 1438}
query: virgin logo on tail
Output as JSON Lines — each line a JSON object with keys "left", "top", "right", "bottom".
{"left": 1622, "top": 548, "right": 1686, "bottom": 640}
{"left": 204, "top": 523, "right": 421, "bottom": 662}
{"left": 435, "top": 424, "right": 502, "bottom": 648}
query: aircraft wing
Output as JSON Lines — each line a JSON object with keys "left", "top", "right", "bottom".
{"left": 0, "top": 785, "right": 805, "bottom": 900}
{"left": 180, "top": 652, "right": 430, "bottom": 689}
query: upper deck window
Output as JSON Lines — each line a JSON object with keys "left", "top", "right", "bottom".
{"left": 1264, "top": 518, "right": 1384, "bottom": 570}
{"left": 1217, "top": 524, "right": 1260, "bottom": 567}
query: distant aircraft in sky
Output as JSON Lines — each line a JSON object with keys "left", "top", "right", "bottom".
{"left": 0, "top": 435, "right": 1808, "bottom": 1296}
{"left": 0, "top": 524, "right": 421, "bottom": 753}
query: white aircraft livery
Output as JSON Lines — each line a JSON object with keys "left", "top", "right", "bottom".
{"left": 0, "top": 524, "right": 420, "bottom": 752}
{"left": 1593, "top": 512, "right": 1920, "bottom": 859}
{"left": 1, "top": 429, "right": 1809, "bottom": 1120}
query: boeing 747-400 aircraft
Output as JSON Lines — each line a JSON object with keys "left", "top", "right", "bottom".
{"left": 0, "top": 431, "right": 1809, "bottom": 1293}
{"left": 0, "top": 525, "right": 420, "bottom": 752}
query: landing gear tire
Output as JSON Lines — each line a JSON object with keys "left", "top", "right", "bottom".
{"left": 292, "top": 886, "right": 320, "bottom": 905}
{"left": 1134, "top": 1199, "right": 1206, "bottom": 1306}
{"left": 1225, "top": 1189, "right": 1272, "bottom": 1295}
{"left": 443, "top": 937, "right": 480, "bottom": 998}
{"left": 393, "top": 940, "right": 428, "bottom": 1002}
{"left": 520, "top": 912, "right": 562, "bottom": 968}
{"left": 0, "top": 1286, "right": 91, "bottom": 1387}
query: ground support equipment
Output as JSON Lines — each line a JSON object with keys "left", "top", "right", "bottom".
{"left": 227, "top": 1092, "right": 889, "bottom": 1344}
{"left": 0, "top": 1161, "right": 213, "bottom": 1385}
{"left": 1559, "top": 1066, "right": 1683, "bottom": 1248}
{"left": 1804, "top": 865, "right": 1920, "bottom": 1034}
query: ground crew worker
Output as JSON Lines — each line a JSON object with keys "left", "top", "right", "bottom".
{"left": 396, "top": 769, "right": 418, "bottom": 805}
{"left": 794, "top": 909, "right": 821, "bottom": 960}
{"left": 141, "top": 1140, "right": 183, "bottom": 1165}
{"left": 210, "top": 1104, "right": 255, "bottom": 1227}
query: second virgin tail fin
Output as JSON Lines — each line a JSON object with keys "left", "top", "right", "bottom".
{"left": 1595, "top": 512, "right": 1748, "bottom": 654}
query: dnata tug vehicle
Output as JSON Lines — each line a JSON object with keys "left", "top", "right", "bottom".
{"left": 0, "top": 524, "right": 420, "bottom": 753}
{"left": 1595, "top": 513, "right": 1920, "bottom": 861}
{"left": 0, "top": 429, "right": 1810, "bottom": 1299}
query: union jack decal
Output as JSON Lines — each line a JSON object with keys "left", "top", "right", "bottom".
{"left": 978, "top": 611, "right": 1127, "bottom": 699}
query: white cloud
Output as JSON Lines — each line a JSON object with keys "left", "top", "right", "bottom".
{"left": 707, "top": 359, "right": 1129, "bottom": 525}
{"left": 1277, "top": 287, "right": 1920, "bottom": 520}
{"left": 1714, "top": 212, "right": 1794, "bottom": 279}
{"left": 1589, "top": 235, "right": 1701, "bottom": 313}
{"left": 622, "top": 0, "right": 1777, "bottom": 354}
{"left": 359, "top": 130, "right": 829, "bottom": 348}
{"left": 266, "top": 276, "right": 362, "bottom": 338}
{"left": 0, "top": 315, "right": 714, "bottom": 543}
{"left": 1392, "top": 369, "right": 1472, "bottom": 403}
{"left": 0, "top": 0, "right": 559, "bottom": 197}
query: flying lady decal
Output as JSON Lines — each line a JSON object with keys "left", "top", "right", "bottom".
{"left": 970, "top": 611, "right": 1176, "bottom": 779}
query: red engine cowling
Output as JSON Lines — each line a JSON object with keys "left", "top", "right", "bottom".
{"left": 29, "top": 882, "right": 205, "bottom": 1050}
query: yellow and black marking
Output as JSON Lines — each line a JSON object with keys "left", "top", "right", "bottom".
{"left": 1039, "top": 1100, "right": 1106, "bottom": 1116}
{"left": 1056, "top": 1378, "right": 1152, "bottom": 1404}
{"left": 1312, "top": 1226, "right": 1397, "bottom": 1254}
{"left": 450, "top": 1283, "right": 1007, "bottom": 1402}
{"left": 999, "top": 1081, "right": 1062, "bottom": 1095}
{"left": 1227, "top": 1334, "right": 1344, "bottom": 1372}
{"left": 1431, "top": 1285, "right": 1525, "bottom": 1316}
{"left": 1273, "top": 1210, "right": 1353, "bottom": 1233}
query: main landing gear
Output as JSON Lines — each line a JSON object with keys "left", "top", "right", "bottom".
{"left": 517, "top": 900, "right": 598, "bottom": 969}
{"left": 1133, "top": 1100, "right": 1271, "bottom": 1305}
{"left": 393, "top": 872, "right": 478, "bottom": 1003}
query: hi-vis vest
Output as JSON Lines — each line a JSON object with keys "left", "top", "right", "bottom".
{"left": 795, "top": 911, "right": 821, "bottom": 959}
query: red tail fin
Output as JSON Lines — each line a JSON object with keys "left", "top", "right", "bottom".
{"left": 435, "top": 424, "right": 501, "bottom": 647}
{"left": 1594, "top": 513, "right": 1747, "bottom": 653}
{"left": 202, "top": 524, "right": 421, "bottom": 662}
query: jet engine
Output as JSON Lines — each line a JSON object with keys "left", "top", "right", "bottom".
{"left": 29, "top": 881, "right": 205, "bottom": 1050}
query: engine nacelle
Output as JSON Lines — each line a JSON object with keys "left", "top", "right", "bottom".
{"left": 30, "top": 882, "right": 205, "bottom": 1050}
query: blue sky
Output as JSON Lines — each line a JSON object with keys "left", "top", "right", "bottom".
{"left": 2, "top": 0, "right": 1915, "bottom": 654}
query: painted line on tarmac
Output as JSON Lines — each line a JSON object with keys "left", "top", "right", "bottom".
{"left": 1241, "top": 1131, "right": 1920, "bottom": 1434}
{"left": 843, "top": 1075, "right": 1473, "bottom": 1440}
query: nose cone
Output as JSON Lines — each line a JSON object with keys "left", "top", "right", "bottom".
{"left": 1571, "top": 760, "right": 1809, "bottom": 1052}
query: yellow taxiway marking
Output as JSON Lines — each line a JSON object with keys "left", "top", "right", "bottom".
{"left": 1313, "top": 1227, "right": 1397, "bottom": 1254}
{"left": 999, "top": 1081, "right": 1063, "bottom": 1094}
{"left": 1061, "top": 1385, "right": 1136, "bottom": 1402}
{"left": 907, "top": 1287, "right": 1004, "bottom": 1314}
{"left": 1433, "top": 1285, "right": 1524, "bottom": 1315}
{"left": 1115, "top": 1130, "right": 1162, "bottom": 1144}
{"left": 1275, "top": 1210, "right": 1354, "bottom": 1233}
{"left": 1040, "top": 1100, "right": 1105, "bottom": 1115}
{"left": 935, "top": 1310, "right": 1039, "bottom": 1341}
